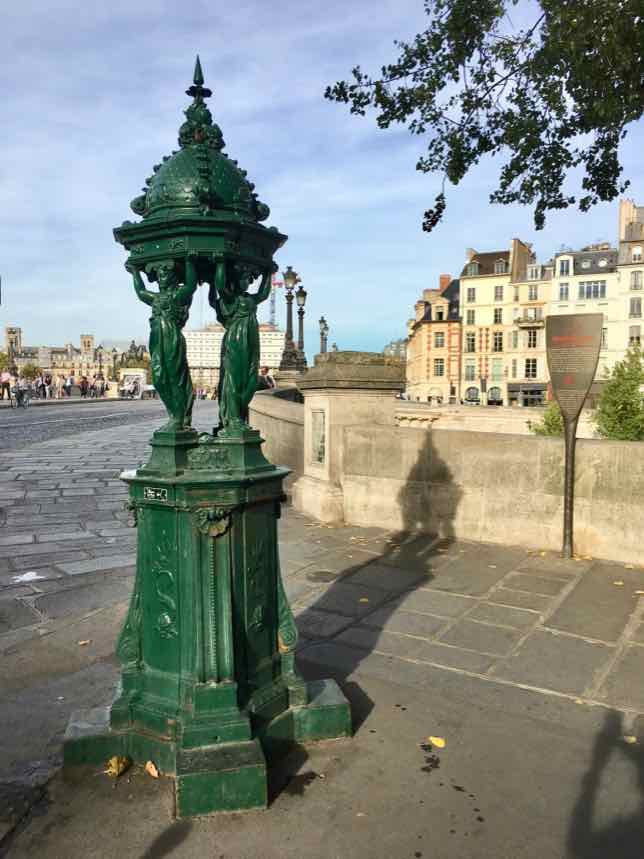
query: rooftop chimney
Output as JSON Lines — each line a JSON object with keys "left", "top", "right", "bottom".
{"left": 439, "top": 273, "right": 451, "bottom": 292}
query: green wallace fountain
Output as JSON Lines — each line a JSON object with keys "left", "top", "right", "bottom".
{"left": 63, "top": 58, "right": 351, "bottom": 817}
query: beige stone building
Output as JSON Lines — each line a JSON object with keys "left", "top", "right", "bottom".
{"left": 617, "top": 199, "right": 644, "bottom": 352}
{"left": 3, "top": 327, "right": 130, "bottom": 379}
{"left": 458, "top": 238, "right": 550, "bottom": 405}
{"left": 406, "top": 274, "right": 461, "bottom": 403}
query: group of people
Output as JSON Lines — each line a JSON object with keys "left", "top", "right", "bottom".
{"left": 0, "top": 370, "right": 110, "bottom": 402}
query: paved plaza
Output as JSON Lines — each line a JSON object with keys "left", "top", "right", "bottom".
{"left": 2, "top": 402, "right": 644, "bottom": 857}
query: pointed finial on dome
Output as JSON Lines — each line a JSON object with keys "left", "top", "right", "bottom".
{"left": 186, "top": 55, "right": 212, "bottom": 100}
{"left": 194, "top": 55, "right": 204, "bottom": 87}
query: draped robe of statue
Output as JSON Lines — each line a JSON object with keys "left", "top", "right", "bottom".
{"left": 209, "top": 260, "right": 273, "bottom": 428}
{"left": 130, "top": 259, "right": 198, "bottom": 430}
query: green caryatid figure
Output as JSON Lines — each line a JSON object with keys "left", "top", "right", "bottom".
{"left": 209, "top": 257, "right": 276, "bottom": 428}
{"left": 128, "top": 257, "right": 198, "bottom": 430}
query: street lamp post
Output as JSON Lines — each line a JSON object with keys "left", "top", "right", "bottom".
{"left": 295, "top": 284, "right": 307, "bottom": 370}
{"left": 97, "top": 345, "right": 104, "bottom": 377}
{"left": 111, "top": 348, "right": 118, "bottom": 380}
{"left": 319, "top": 316, "right": 329, "bottom": 354}
{"left": 279, "top": 265, "right": 301, "bottom": 371}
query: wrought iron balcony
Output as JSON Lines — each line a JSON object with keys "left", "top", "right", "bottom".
{"left": 514, "top": 314, "right": 545, "bottom": 328}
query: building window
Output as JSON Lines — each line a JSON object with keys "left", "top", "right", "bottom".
{"left": 525, "top": 307, "right": 542, "bottom": 321}
{"left": 633, "top": 247, "right": 642, "bottom": 263}
{"left": 528, "top": 265, "right": 539, "bottom": 280}
{"left": 465, "top": 333, "right": 476, "bottom": 353}
{"left": 528, "top": 284, "right": 538, "bottom": 301}
{"left": 434, "top": 332, "right": 445, "bottom": 348}
{"left": 465, "top": 386, "right": 479, "bottom": 401}
{"left": 514, "top": 286, "right": 520, "bottom": 303}
{"left": 466, "top": 309, "right": 475, "bottom": 325}
{"left": 491, "top": 359, "right": 504, "bottom": 382}
{"left": 467, "top": 287, "right": 476, "bottom": 303}
{"left": 466, "top": 262, "right": 478, "bottom": 276}
{"left": 601, "top": 328, "right": 608, "bottom": 350}
{"left": 511, "top": 330, "right": 519, "bottom": 349}
{"left": 494, "top": 260, "right": 506, "bottom": 274}
{"left": 494, "top": 285, "right": 504, "bottom": 302}
{"left": 578, "top": 281, "right": 607, "bottom": 300}
{"left": 493, "top": 308, "right": 503, "bottom": 324}
{"left": 629, "top": 325, "right": 641, "bottom": 346}
{"left": 434, "top": 358, "right": 445, "bottom": 377}
{"left": 525, "top": 358, "right": 537, "bottom": 379}
{"left": 465, "top": 362, "right": 476, "bottom": 381}
{"left": 511, "top": 359, "right": 517, "bottom": 378}
{"left": 527, "top": 329, "right": 537, "bottom": 348}
{"left": 436, "top": 309, "right": 445, "bottom": 320}
{"left": 559, "top": 283, "right": 569, "bottom": 301}
{"left": 559, "top": 259, "right": 570, "bottom": 276}
{"left": 488, "top": 386, "right": 502, "bottom": 403}
{"left": 493, "top": 332, "right": 503, "bottom": 352}
{"left": 630, "top": 297, "right": 642, "bottom": 318}
{"left": 631, "top": 271, "right": 643, "bottom": 290}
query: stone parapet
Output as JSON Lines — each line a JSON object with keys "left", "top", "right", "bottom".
{"left": 298, "top": 351, "right": 405, "bottom": 391}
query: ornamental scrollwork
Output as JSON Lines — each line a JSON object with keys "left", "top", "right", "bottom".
{"left": 187, "top": 440, "right": 233, "bottom": 471}
{"left": 124, "top": 499, "right": 139, "bottom": 528}
{"left": 155, "top": 569, "right": 178, "bottom": 639}
{"left": 194, "top": 506, "right": 232, "bottom": 537}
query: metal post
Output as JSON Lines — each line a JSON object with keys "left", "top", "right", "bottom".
{"left": 297, "top": 307, "right": 304, "bottom": 353}
{"left": 562, "top": 417, "right": 578, "bottom": 558}
{"left": 285, "top": 288, "right": 294, "bottom": 345}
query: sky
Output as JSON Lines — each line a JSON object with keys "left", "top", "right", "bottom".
{"left": 1, "top": 0, "right": 643, "bottom": 359}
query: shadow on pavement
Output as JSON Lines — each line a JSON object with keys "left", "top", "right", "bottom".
{"left": 285, "top": 430, "right": 461, "bottom": 762}
{"left": 567, "top": 709, "right": 644, "bottom": 858}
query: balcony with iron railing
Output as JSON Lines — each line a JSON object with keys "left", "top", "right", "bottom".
{"left": 514, "top": 310, "right": 545, "bottom": 328}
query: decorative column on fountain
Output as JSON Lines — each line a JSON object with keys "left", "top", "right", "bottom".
{"left": 63, "top": 57, "right": 351, "bottom": 818}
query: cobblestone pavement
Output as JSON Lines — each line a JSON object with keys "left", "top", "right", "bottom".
{"left": 3, "top": 404, "right": 644, "bottom": 856}
{"left": 0, "top": 398, "right": 169, "bottom": 451}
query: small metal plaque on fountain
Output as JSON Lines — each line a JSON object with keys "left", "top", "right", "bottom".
{"left": 546, "top": 314, "right": 603, "bottom": 420}
{"left": 144, "top": 487, "right": 168, "bottom": 501}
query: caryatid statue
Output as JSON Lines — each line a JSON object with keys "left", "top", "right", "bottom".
{"left": 128, "top": 255, "right": 198, "bottom": 431}
{"left": 209, "top": 256, "right": 277, "bottom": 429}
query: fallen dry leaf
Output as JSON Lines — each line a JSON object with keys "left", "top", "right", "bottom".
{"left": 356, "top": 812, "right": 366, "bottom": 818}
{"left": 539, "top": 551, "right": 547, "bottom": 557}
{"left": 359, "top": 598, "right": 370, "bottom": 604}
{"left": 623, "top": 735, "right": 638, "bottom": 745}
{"left": 105, "top": 756, "right": 131, "bottom": 778}
{"left": 613, "top": 581, "right": 624, "bottom": 587}
{"left": 77, "top": 639, "right": 91, "bottom": 647}
{"left": 318, "top": 773, "right": 326, "bottom": 779}
{"left": 625, "top": 565, "right": 635, "bottom": 570}
{"left": 145, "top": 760, "right": 159, "bottom": 778}
{"left": 634, "top": 590, "right": 644, "bottom": 596}
{"left": 488, "top": 565, "right": 497, "bottom": 570}
{"left": 427, "top": 736, "right": 446, "bottom": 749}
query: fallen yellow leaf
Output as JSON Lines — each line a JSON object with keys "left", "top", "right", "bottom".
{"left": 613, "top": 581, "right": 624, "bottom": 587}
{"left": 77, "top": 639, "right": 91, "bottom": 646}
{"left": 145, "top": 760, "right": 159, "bottom": 778}
{"left": 539, "top": 551, "right": 547, "bottom": 557}
{"left": 488, "top": 565, "right": 497, "bottom": 569}
{"left": 623, "top": 735, "right": 638, "bottom": 745}
{"left": 359, "top": 598, "right": 370, "bottom": 604}
{"left": 625, "top": 565, "right": 634, "bottom": 569}
{"left": 427, "top": 736, "right": 446, "bottom": 749}
{"left": 634, "top": 590, "right": 644, "bottom": 596}
{"left": 105, "top": 756, "right": 131, "bottom": 778}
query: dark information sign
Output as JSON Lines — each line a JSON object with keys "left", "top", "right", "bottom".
{"left": 546, "top": 314, "right": 603, "bottom": 420}
{"left": 545, "top": 313, "right": 603, "bottom": 557}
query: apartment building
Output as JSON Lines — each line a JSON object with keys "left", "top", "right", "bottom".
{"left": 617, "top": 199, "right": 644, "bottom": 351}
{"left": 458, "top": 238, "right": 549, "bottom": 405}
{"left": 406, "top": 275, "right": 461, "bottom": 403}
{"left": 547, "top": 243, "right": 619, "bottom": 379}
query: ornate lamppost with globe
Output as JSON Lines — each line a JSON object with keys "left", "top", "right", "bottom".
{"left": 295, "top": 282, "right": 307, "bottom": 370}
{"left": 279, "top": 265, "right": 300, "bottom": 371}
{"left": 319, "top": 316, "right": 329, "bottom": 354}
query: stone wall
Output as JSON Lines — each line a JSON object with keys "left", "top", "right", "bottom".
{"left": 249, "top": 389, "right": 304, "bottom": 484}
{"left": 341, "top": 426, "right": 644, "bottom": 565}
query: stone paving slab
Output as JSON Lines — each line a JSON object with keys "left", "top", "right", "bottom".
{"left": 545, "top": 563, "right": 644, "bottom": 643}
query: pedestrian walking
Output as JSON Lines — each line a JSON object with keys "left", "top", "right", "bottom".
{"left": 44, "top": 373, "right": 53, "bottom": 399}
{"left": 64, "top": 375, "right": 73, "bottom": 397}
{"left": 79, "top": 376, "right": 89, "bottom": 398}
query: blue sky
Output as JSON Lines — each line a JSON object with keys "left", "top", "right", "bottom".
{"left": 2, "top": 1, "right": 643, "bottom": 358}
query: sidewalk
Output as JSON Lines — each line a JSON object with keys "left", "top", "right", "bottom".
{"left": 2, "top": 406, "right": 644, "bottom": 857}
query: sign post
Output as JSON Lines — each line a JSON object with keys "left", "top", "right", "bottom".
{"left": 546, "top": 314, "right": 603, "bottom": 557}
